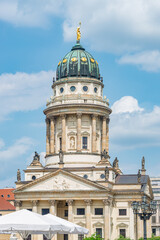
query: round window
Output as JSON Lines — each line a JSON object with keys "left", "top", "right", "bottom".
{"left": 70, "top": 86, "right": 76, "bottom": 92}
{"left": 83, "top": 174, "right": 88, "bottom": 179}
{"left": 60, "top": 87, "right": 64, "bottom": 93}
{"left": 100, "top": 174, "right": 105, "bottom": 179}
{"left": 32, "top": 175, "right": 36, "bottom": 180}
{"left": 94, "top": 87, "right": 97, "bottom": 93}
{"left": 83, "top": 86, "right": 88, "bottom": 92}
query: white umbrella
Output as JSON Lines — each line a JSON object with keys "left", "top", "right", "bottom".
{"left": 0, "top": 209, "right": 70, "bottom": 239}
{"left": 43, "top": 214, "right": 89, "bottom": 235}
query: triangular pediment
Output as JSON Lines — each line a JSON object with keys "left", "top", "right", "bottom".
{"left": 15, "top": 169, "right": 107, "bottom": 192}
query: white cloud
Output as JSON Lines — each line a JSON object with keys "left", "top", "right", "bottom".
{"left": 112, "top": 96, "right": 144, "bottom": 114}
{"left": 0, "top": 0, "right": 64, "bottom": 27}
{"left": 117, "top": 50, "right": 160, "bottom": 72}
{"left": 1, "top": 1, "right": 160, "bottom": 53}
{"left": 0, "top": 70, "right": 55, "bottom": 121}
{"left": 110, "top": 96, "right": 160, "bottom": 150}
{"left": 0, "top": 137, "right": 34, "bottom": 161}
{"left": 63, "top": 0, "right": 160, "bottom": 53}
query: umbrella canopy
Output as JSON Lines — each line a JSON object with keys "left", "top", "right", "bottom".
{"left": 43, "top": 214, "right": 89, "bottom": 235}
{"left": 0, "top": 209, "right": 70, "bottom": 238}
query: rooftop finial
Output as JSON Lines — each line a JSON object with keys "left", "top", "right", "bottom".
{"left": 77, "top": 22, "right": 81, "bottom": 43}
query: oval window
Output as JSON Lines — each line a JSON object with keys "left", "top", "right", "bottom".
{"left": 100, "top": 174, "right": 105, "bottom": 179}
{"left": 83, "top": 86, "right": 88, "bottom": 92}
{"left": 83, "top": 174, "right": 88, "bottom": 179}
{"left": 70, "top": 86, "right": 76, "bottom": 92}
{"left": 60, "top": 87, "right": 64, "bottom": 93}
{"left": 32, "top": 175, "right": 36, "bottom": 180}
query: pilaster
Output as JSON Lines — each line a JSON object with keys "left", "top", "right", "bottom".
{"left": 92, "top": 115, "right": 97, "bottom": 153}
{"left": 66, "top": 200, "right": 74, "bottom": 240}
{"left": 62, "top": 115, "right": 66, "bottom": 152}
{"left": 49, "top": 200, "right": 57, "bottom": 215}
{"left": 103, "top": 199, "right": 111, "bottom": 240}
{"left": 14, "top": 200, "right": 22, "bottom": 211}
{"left": 84, "top": 199, "right": 92, "bottom": 236}
{"left": 32, "top": 200, "right": 39, "bottom": 213}
{"left": 50, "top": 118, "right": 55, "bottom": 154}
{"left": 102, "top": 116, "right": 107, "bottom": 152}
{"left": 77, "top": 113, "right": 82, "bottom": 152}
{"left": 46, "top": 118, "right": 50, "bottom": 155}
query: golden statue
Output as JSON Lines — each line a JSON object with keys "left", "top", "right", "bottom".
{"left": 77, "top": 22, "right": 81, "bottom": 41}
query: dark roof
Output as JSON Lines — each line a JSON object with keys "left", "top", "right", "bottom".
{"left": 56, "top": 42, "right": 100, "bottom": 80}
{"left": 115, "top": 174, "right": 149, "bottom": 184}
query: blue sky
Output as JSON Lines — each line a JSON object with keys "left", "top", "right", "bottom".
{"left": 0, "top": 0, "right": 160, "bottom": 188}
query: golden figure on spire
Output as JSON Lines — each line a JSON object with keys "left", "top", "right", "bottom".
{"left": 77, "top": 22, "right": 81, "bottom": 42}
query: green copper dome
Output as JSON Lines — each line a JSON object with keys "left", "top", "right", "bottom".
{"left": 56, "top": 42, "right": 100, "bottom": 80}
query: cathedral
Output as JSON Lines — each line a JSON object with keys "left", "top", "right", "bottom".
{"left": 14, "top": 27, "right": 153, "bottom": 240}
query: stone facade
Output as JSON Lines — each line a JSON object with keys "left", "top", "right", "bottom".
{"left": 14, "top": 39, "right": 153, "bottom": 240}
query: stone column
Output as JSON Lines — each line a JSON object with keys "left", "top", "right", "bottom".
{"left": 67, "top": 200, "right": 74, "bottom": 240}
{"left": 106, "top": 118, "right": 110, "bottom": 153}
{"left": 49, "top": 200, "right": 57, "bottom": 215}
{"left": 84, "top": 199, "right": 92, "bottom": 236}
{"left": 32, "top": 200, "right": 39, "bottom": 213}
{"left": 50, "top": 118, "right": 55, "bottom": 154}
{"left": 14, "top": 200, "right": 22, "bottom": 211}
{"left": 103, "top": 199, "right": 110, "bottom": 240}
{"left": 92, "top": 115, "right": 97, "bottom": 153}
{"left": 102, "top": 116, "right": 107, "bottom": 152}
{"left": 77, "top": 113, "right": 82, "bottom": 152}
{"left": 62, "top": 115, "right": 66, "bottom": 152}
{"left": 46, "top": 118, "right": 50, "bottom": 155}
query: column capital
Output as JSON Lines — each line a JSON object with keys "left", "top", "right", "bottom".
{"left": 45, "top": 118, "right": 50, "bottom": 124}
{"left": 102, "top": 115, "right": 107, "bottom": 121}
{"left": 77, "top": 113, "right": 82, "bottom": 118}
{"left": 103, "top": 199, "right": 111, "bottom": 206}
{"left": 84, "top": 199, "right": 92, "bottom": 206}
{"left": 61, "top": 114, "right": 66, "bottom": 120}
{"left": 48, "top": 200, "right": 56, "bottom": 206}
{"left": 50, "top": 116, "right": 56, "bottom": 122}
{"left": 106, "top": 118, "right": 110, "bottom": 124}
{"left": 32, "top": 200, "right": 39, "bottom": 206}
{"left": 66, "top": 199, "right": 74, "bottom": 206}
{"left": 14, "top": 200, "right": 22, "bottom": 207}
{"left": 91, "top": 114, "right": 98, "bottom": 119}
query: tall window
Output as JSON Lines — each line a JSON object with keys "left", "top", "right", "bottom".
{"left": 64, "top": 234, "right": 68, "bottom": 240}
{"left": 96, "top": 228, "right": 102, "bottom": 238}
{"left": 78, "top": 234, "right": 84, "bottom": 240}
{"left": 82, "top": 137, "right": 87, "bottom": 149}
{"left": 120, "top": 229, "right": 126, "bottom": 238}
{"left": 60, "top": 137, "right": 62, "bottom": 150}
{"left": 152, "top": 216, "right": 156, "bottom": 223}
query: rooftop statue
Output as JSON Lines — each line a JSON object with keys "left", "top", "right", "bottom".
{"left": 77, "top": 22, "right": 81, "bottom": 42}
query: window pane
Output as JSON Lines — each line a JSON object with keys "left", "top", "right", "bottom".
{"left": 96, "top": 228, "right": 102, "bottom": 238}
{"left": 42, "top": 209, "right": 49, "bottom": 215}
{"left": 95, "top": 208, "right": 103, "bottom": 215}
{"left": 64, "top": 210, "right": 68, "bottom": 217}
{"left": 119, "top": 209, "right": 127, "bottom": 216}
{"left": 64, "top": 234, "right": 68, "bottom": 240}
{"left": 120, "top": 229, "right": 126, "bottom": 238}
{"left": 82, "top": 137, "right": 87, "bottom": 149}
{"left": 152, "top": 216, "right": 156, "bottom": 223}
{"left": 78, "top": 234, "right": 84, "bottom": 240}
{"left": 77, "top": 208, "right": 85, "bottom": 215}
